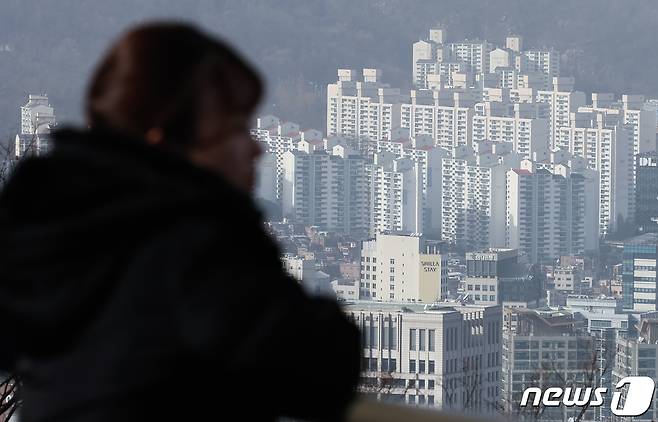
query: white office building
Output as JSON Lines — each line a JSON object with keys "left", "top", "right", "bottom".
{"left": 347, "top": 301, "right": 502, "bottom": 415}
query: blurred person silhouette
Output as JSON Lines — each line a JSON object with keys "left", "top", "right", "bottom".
{"left": 0, "top": 22, "right": 360, "bottom": 422}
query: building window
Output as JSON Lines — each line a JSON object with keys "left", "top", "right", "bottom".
{"left": 409, "top": 359, "right": 416, "bottom": 372}
{"left": 419, "top": 360, "right": 426, "bottom": 373}
{"left": 410, "top": 329, "right": 416, "bottom": 350}
{"left": 429, "top": 329, "right": 435, "bottom": 351}
{"left": 428, "top": 360, "right": 435, "bottom": 374}
{"left": 428, "top": 380, "right": 435, "bottom": 390}
{"left": 390, "top": 259, "right": 395, "bottom": 264}
{"left": 419, "top": 329, "right": 426, "bottom": 351}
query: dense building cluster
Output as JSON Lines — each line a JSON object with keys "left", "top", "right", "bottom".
{"left": 12, "top": 27, "right": 658, "bottom": 422}
{"left": 252, "top": 28, "right": 658, "bottom": 421}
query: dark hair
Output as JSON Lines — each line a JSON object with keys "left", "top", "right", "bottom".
{"left": 86, "top": 22, "right": 263, "bottom": 149}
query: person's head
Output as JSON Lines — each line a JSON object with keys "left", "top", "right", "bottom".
{"left": 86, "top": 22, "right": 264, "bottom": 192}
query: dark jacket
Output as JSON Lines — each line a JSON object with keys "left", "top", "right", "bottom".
{"left": 0, "top": 128, "right": 361, "bottom": 422}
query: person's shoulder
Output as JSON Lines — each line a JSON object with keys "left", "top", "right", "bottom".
{"left": 143, "top": 202, "right": 280, "bottom": 268}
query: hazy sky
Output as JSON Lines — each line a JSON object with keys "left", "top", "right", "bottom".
{"left": 1, "top": 0, "right": 658, "bottom": 137}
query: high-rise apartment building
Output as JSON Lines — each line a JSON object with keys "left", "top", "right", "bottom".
{"left": 556, "top": 112, "right": 634, "bottom": 236}
{"left": 372, "top": 133, "right": 449, "bottom": 237}
{"left": 400, "top": 89, "right": 476, "bottom": 150}
{"left": 441, "top": 144, "right": 521, "bottom": 250}
{"left": 536, "top": 78, "right": 587, "bottom": 148}
{"left": 472, "top": 112, "right": 549, "bottom": 160}
{"left": 15, "top": 94, "right": 56, "bottom": 158}
{"left": 20, "top": 94, "right": 55, "bottom": 135}
{"left": 281, "top": 145, "right": 369, "bottom": 238}
{"left": 506, "top": 159, "right": 598, "bottom": 263}
{"left": 366, "top": 153, "right": 422, "bottom": 237}
{"left": 326, "top": 69, "right": 402, "bottom": 141}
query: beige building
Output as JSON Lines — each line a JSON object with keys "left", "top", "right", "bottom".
{"left": 360, "top": 233, "right": 447, "bottom": 303}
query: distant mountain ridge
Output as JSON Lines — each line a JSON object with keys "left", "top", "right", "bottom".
{"left": 0, "top": 0, "right": 656, "bottom": 140}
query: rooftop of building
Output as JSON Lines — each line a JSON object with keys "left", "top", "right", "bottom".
{"left": 343, "top": 300, "right": 492, "bottom": 315}
{"left": 624, "top": 232, "right": 658, "bottom": 246}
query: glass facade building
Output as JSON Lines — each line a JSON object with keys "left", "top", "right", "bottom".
{"left": 622, "top": 233, "right": 658, "bottom": 311}
{"left": 636, "top": 152, "right": 658, "bottom": 233}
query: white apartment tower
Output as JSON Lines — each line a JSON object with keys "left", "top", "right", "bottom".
{"left": 447, "top": 39, "right": 493, "bottom": 75}
{"left": 367, "top": 153, "right": 422, "bottom": 237}
{"left": 16, "top": 94, "right": 56, "bottom": 158}
{"left": 373, "top": 133, "right": 450, "bottom": 237}
{"left": 579, "top": 94, "right": 658, "bottom": 156}
{"left": 506, "top": 160, "right": 599, "bottom": 264}
{"left": 536, "top": 77, "right": 587, "bottom": 149}
{"left": 520, "top": 48, "right": 560, "bottom": 88}
{"left": 472, "top": 113, "right": 549, "bottom": 160}
{"left": 556, "top": 112, "right": 634, "bottom": 235}
{"left": 400, "top": 90, "right": 476, "bottom": 150}
{"left": 327, "top": 69, "right": 402, "bottom": 141}
{"left": 281, "top": 146, "right": 369, "bottom": 238}
{"left": 21, "top": 94, "right": 55, "bottom": 135}
{"left": 441, "top": 144, "right": 521, "bottom": 250}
